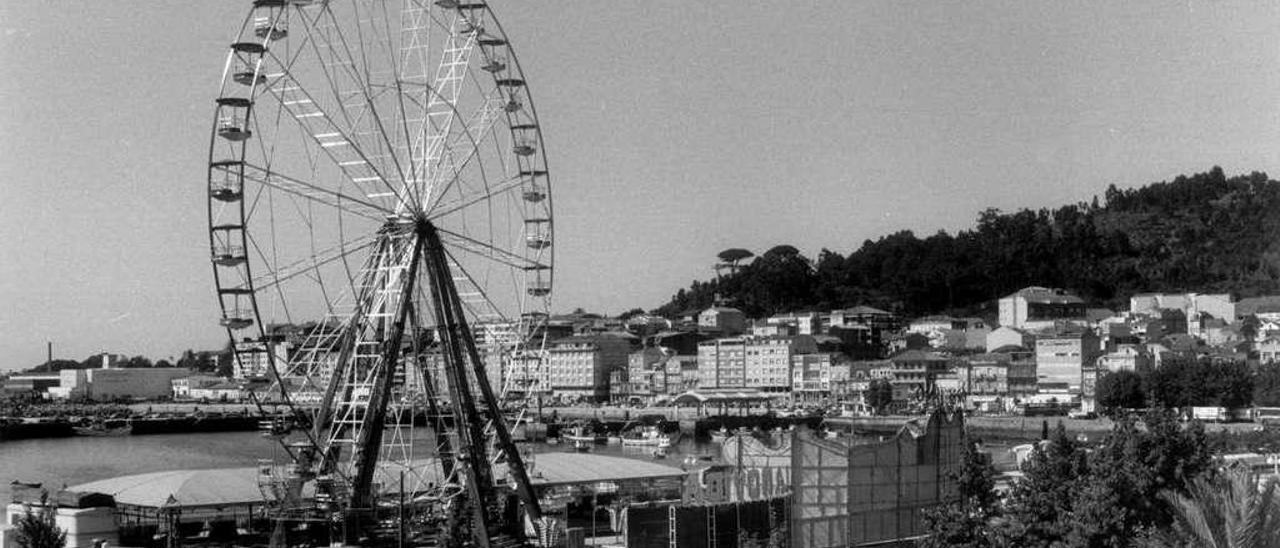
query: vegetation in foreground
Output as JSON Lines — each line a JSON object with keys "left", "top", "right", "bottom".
{"left": 923, "top": 409, "right": 1280, "bottom": 547}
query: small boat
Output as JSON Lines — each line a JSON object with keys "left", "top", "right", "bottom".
{"left": 73, "top": 418, "right": 132, "bottom": 437}
{"left": 561, "top": 423, "right": 606, "bottom": 444}
{"left": 651, "top": 448, "right": 667, "bottom": 460}
{"left": 620, "top": 425, "right": 671, "bottom": 447}
{"left": 573, "top": 439, "right": 592, "bottom": 453}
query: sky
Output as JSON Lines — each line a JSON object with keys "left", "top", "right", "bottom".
{"left": 3, "top": 1, "right": 1280, "bottom": 370}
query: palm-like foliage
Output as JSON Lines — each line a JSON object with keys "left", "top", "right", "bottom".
{"left": 1148, "top": 465, "right": 1280, "bottom": 548}
{"left": 13, "top": 493, "right": 67, "bottom": 548}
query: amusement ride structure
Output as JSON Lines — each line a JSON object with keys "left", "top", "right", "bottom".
{"left": 205, "top": 0, "right": 553, "bottom": 545}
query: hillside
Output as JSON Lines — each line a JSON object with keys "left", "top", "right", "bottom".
{"left": 655, "top": 167, "right": 1280, "bottom": 318}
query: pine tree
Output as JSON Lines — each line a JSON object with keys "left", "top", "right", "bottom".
{"left": 920, "top": 433, "right": 1000, "bottom": 548}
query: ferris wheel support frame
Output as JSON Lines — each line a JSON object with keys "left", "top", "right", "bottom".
{"left": 421, "top": 220, "right": 543, "bottom": 528}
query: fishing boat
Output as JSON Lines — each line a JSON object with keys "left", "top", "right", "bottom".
{"left": 560, "top": 423, "right": 606, "bottom": 444}
{"left": 620, "top": 425, "right": 671, "bottom": 448}
{"left": 72, "top": 418, "right": 132, "bottom": 437}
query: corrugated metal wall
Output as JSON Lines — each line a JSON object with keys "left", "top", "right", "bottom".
{"left": 793, "top": 410, "right": 964, "bottom": 547}
{"left": 626, "top": 497, "right": 790, "bottom": 548}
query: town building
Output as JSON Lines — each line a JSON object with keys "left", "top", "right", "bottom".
{"left": 187, "top": 382, "right": 245, "bottom": 402}
{"left": 698, "top": 335, "right": 818, "bottom": 391}
{"left": 767, "top": 312, "right": 820, "bottom": 335}
{"left": 545, "top": 333, "right": 633, "bottom": 402}
{"left": 699, "top": 307, "right": 747, "bottom": 336}
{"left": 824, "top": 306, "right": 900, "bottom": 334}
{"left": 1096, "top": 344, "right": 1154, "bottom": 373}
{"left": 998, "top": 286, "right": 1086, "bottom": 330}
{"left": 1237, "top": 296, "right": 1280, "bottom": 322}
{"left": 791, "top": 353, "right": 837, "bottom": 403}
{"left": 1258, "top": 337, "right": 1280, "bottom": 364}
{"left": 172, "top": 375, "right": 225, "bottom": 400}
{"left": 986, "top": 326, "right": 1033, "bottom": 352}
{"left": 887, "top": 350, "right": 952, "bottom": 401}
{"left": 621, "top": 346, "right": 672, "bottom": 403}
{"left": 1034, "top": 328, "right": 1102, "bottom": 393}
{"left": 52, "top": 368, "right": 193, "bottom": 401}
{"left": 698, "top": 337, "right": 746, "bottom": 389}
{"left": 1130, "top": 293, "right": 1236, "bottom": 329}
{"left": 645, "top": 330, "right": 710, "bottom": 356}
{"left": 663, "top": 354, "right": 699, "bottom": 394}
{"left": 1, "top": 373, "right": 61, "bottom": 398}
{"left": 232, "top": 336, "right": 291, "bottom": 380}
{"left": 501, "top": 350, "right": 548, "bottom": 397}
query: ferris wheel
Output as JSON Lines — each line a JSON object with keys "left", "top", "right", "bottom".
{"left": 206, "top": 0, "right": 552, "bottom": 544}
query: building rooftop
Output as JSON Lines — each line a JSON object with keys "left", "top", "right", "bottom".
{"left": 71, "top": 453, "right": 686, "bottom": 509}
{"left": 1237, "top": 296, "right": 1280, "bottom": 316}
{"left": 890, "top": 349, "right": 949, "bottom": 362}
{"left": 702, "top": 306, "right": 744, "bottom": 314}
{"left": 834, "top": 305, "right": 892, "bottom": 316}
{"left": 1005, "top": 286, "right": 1084, "bottom": 304}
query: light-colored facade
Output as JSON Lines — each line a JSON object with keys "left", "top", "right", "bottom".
{"left": 664, "top": 354, "right": 699, "bottom": 394}
{"left": 545, "top": 334, "right": 632, "bottom": 401}
{"left": 1258, "top": 337, "right": 1280, "bottom": 364}
{"left": 745, "top": 336, "right": 799, "bottom": 391}
{"left": 999, "top": 286, "right": 1086, "bottom": 330}
{"left": 791, "top": 353, "right": 835, "bottom": 402}
{"left": 1130, "top": 293, "right": 1235, "bottom": 325}
{"left": 53, "top": 368, "right": 192, "bottom": 401}
{"left": 698, "top": 335, "right": 818, "bottom": 391}
{"left": 625, "top": 347, "right": 672, "bottom": 402}
{"left": 188, "top": 382, "right": 244, "bottom": 402}
{"left": 697, "top": 337, "right": 746, "bottom": 388}
{"left": 172, "top": 375, "right": 225, "bottom": 399}
{"left": 1034, "top": 330, "right": 1101, "bottom": 393}
{"left": 767, "top": 312, "right": 819, "bottom": 335}
{"left": 502, "top": 350, "right": 549, "bottom": 396}
{"left": 233, "top": 338, "right": 291, "bottom": 380}
{"left": 1096, "top": 344, "right": 1154, "bottom": 373}
{"left": 888, "top": 350, "right": 952, "bottom": 401}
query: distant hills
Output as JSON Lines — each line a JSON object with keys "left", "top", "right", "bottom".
{"left": 655, "top": 167, "right": 1280, "bottom": 318}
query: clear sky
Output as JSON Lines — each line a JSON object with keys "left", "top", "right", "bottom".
{"left": 3, "top": 1, "right": 1280, "bottom": 371}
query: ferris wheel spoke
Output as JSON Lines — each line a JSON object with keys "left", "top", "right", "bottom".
{"left": 245, "top": 232, "right": 296, "bottom": 324}
{"left": 421, "top": 94, "right": 506, "bottom": 213}
{"left": 311, "top": 4, "right": 415, "bottom": 203}
{"left": 263, "top": 54, "right": 412, "bottom": 210}
{"left": 236, "top": 234, "right": 380, "bottom": 294}
{"left": 237, "top": 161, "right": 393, "bottom": 221}
{"left": 425, "top": 172, "right": 523, "bottom": 220}
{"left": 435, "top": 228, "right": 544, "bottom": 272}
{"left": 402, "top": 10, "right": 487, "bottom": 213}
{"left": 441, "top": 247, "right": 509, "bottom": 324}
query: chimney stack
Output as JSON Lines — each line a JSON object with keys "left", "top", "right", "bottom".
{"left": 47, "top": 341, "right": 52, "bottom": 365}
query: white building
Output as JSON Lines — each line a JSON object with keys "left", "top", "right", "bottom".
{"left": 52, "top": 368, "right": 192, "bottom": 401}
{"left": 999, "top": 287, "right": 1086, "bottom": 330}
{"left": 233, "top": 338, "right": 291, "bottom": 380}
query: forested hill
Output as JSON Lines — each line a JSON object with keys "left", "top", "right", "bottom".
{"left": 655, "top": 167, "right": 1280, "bottom": 319}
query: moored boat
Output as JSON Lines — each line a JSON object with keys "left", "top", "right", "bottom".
{"left": 560, "top": 423, "right": 606, "bottom": 444}
{"left": 72, "top": 418, "right": 132, "bottom": 437}
{"left": 620, "top": 425, "right": 670, "bottom": 447}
